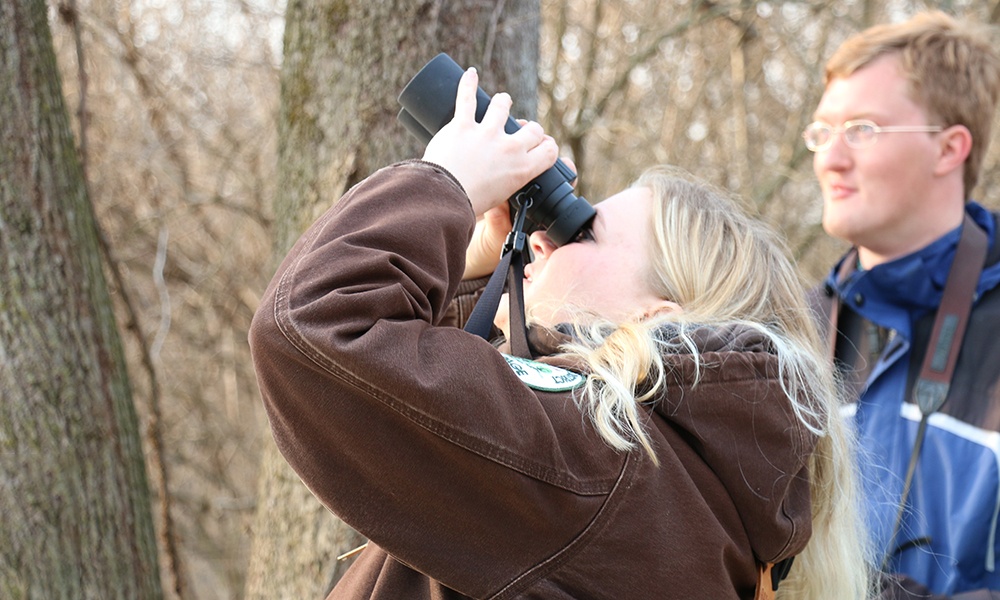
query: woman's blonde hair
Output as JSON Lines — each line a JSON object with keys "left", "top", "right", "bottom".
{"left": 559, "top": 166, "right": 875, "bottom": 599}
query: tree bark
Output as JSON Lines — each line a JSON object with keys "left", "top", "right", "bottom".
{"left": 245, "top": 0, "right": 540, "bottom": 596}
{"left": 0, "top": 1, "right": 163, "bottom": 598}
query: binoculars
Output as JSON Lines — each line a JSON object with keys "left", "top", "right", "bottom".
{"left": 397, "top": 53, "right": 595, "bottom": 246}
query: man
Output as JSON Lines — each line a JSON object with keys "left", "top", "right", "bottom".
{"left": 809, "top": 11, "right": 1000, "bottom": 599}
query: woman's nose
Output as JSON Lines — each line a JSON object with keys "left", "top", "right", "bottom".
{"left": 529, "top": 230, "right": 556, "bottom": 261}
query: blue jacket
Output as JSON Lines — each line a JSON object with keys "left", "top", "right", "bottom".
{"left": 821, "top": 202, "right": 1000, "bottom": 596}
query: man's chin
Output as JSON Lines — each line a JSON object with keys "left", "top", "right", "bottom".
{"left": 821, "top": 215, "right": 855, "bottom": 244}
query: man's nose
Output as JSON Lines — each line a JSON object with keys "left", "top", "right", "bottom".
{"left": 815, "top": 132, "right": 853, "bottom": 171}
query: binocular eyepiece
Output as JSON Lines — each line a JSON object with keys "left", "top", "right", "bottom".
{"left": 397, "top": 53, "right": 595, "bottom": 246}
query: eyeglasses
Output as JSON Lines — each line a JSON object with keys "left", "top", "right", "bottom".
{"left": 802, "top": 119, "right": 943, "bottom": 152}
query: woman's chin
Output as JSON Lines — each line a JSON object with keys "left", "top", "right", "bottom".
{"left": 493, "top": 294, "right": 510, "bottom": 340}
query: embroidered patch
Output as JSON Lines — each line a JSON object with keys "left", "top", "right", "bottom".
{"left": 502, "top": 353, "right": 585, "bottom": 392}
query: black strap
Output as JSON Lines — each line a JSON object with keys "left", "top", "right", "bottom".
{"left": 913, "top": 214, "right": 988, "bottom": 412}
{"left": 463, "top": 195, "right": 534, "bottom": 358}
{"left": 882, "top": 214, "right": 987, "bottom": 568}
{"left": 828, "top": 215, "right": 988, "bottom": 570}
{"left": 771, "top": 556, "right": 794, "bottom": 591}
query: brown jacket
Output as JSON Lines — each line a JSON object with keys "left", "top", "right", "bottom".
{"left": 249, "top": 161, "right": 816, "bottom": 599}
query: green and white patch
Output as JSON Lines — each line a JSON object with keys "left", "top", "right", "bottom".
{"left": 502, "top": 353, "right": 585, "bottom": 392}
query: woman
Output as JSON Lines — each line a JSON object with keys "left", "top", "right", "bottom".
{"left": 249, "top": 68, "right": 872, "bottom": 599}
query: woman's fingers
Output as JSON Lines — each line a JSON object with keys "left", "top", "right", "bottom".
{"left": 527, "top": 135, "right": 559, "bottom": 167}
{"left": 560, "top": 156, "right": 577, "bottom": 178}
{"left": 453, "top": 67, "right": 479, "bottom": 124}
{"left": 463, "top": 205, "right": 513, "bottom": 280}
{"left": 423, "top": 69, "right": 562, "bottom": 216}
{"left": 512, "top": 121, "right": 547, "bottom": 151}
{"left": 481, "top": 92, "right": 512, "bottom": 131}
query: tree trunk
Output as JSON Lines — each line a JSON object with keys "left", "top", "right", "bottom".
{"left": 245, "top": 0, "right": 540, "bottom": 596}
{"left": 0, "top": 1, "right": 162, "bottom": 598}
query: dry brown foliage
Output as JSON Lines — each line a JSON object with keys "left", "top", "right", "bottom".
{"left": 48, "top": 0, "right": 1000, "bottom": 596}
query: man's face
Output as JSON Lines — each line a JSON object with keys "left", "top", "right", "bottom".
{"left": 812, "top": 54, "right": 948, "bottom": 266}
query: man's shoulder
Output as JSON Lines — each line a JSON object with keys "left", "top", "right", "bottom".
{"left": 805, "top": 278, "right": 837, "bottom": 339}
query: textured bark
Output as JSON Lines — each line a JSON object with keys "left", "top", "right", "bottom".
{"left": 0, "top": 1, "right": 162, "bottom": 598}
{"left": 245, "top": 0, "right": 540, "bottom": 596}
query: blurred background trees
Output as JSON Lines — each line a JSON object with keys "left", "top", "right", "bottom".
{"left": 1, "top": 0, "right": 162, "bottom": 597}
{"left": 9, "top": 0, "right": 998, "bottom": 597}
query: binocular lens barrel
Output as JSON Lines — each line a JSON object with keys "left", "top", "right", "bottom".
{"left": 398, "top": 53, "right": 595, "bottom": 246}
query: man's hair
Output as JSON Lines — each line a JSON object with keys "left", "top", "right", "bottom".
{"left": 825, "top": 11, "right": 1000, "bottom": 195}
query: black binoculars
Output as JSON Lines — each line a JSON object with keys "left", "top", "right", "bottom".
{"left": 397, "top": 53, "right": 595, "bottom": 246}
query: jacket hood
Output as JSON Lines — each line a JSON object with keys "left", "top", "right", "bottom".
{"left": 507, "top": 321, "right": 816, "bottom": 564}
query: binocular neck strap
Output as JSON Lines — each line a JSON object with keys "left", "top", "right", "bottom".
{"left": 463, "top": 197, "right": 533, "bottom": 358}
{"left": 826, "top": 214, "right": 987, "bottom": 569}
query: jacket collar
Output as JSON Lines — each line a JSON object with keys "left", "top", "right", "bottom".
{"left": 826, "top": 202, "right": 1000, "bottom": 337}
{"left": 498, "top": 321, "right": 776, "bottom": 374}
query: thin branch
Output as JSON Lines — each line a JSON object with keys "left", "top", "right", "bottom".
{"left": 539, "top": 0, "right": 570, "bottom": 144}
{"left": 58, "top": 5, "right": 185, "bottom": 598}
{"left": 147, "top": 225, "right": 184, "bottom": 600}
{"left": 574, "top": 0, "right": 605, "bottom": 130}
{"left": 150, "top": 227, "right": 172, "bottom": 361}
{"left": 574, "top": 0, "right": 731, "bottom": 137}
{"left": 482, "top": 0, "right": 507, "bottom": 68}
{"left": 58, "top": 0, "right": 89, "bottom": 178}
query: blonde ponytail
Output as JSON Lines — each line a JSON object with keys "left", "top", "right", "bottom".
{"left": 553, "top": 166, "right": 875, "bottom": 599}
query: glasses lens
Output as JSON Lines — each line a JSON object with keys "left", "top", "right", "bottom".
{"left": 845, "top": 121, "right": 877, "bottom": 148}
{"left": 804, "top": 123, "right": 830, "bottom": 151}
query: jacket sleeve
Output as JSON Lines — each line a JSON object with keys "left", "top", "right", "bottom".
{"left": 439, "top": 276, "right": 490, "bottom": 330}
{"left": 248, "top": 161, "right": 622, "bottom": 596}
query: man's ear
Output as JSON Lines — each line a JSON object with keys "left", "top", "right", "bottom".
{"left": 934, "top": 124, "right": 972, "bottom": 178}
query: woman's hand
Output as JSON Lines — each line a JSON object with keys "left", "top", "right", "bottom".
{"left": 422, "top": 68, "right": 559, "bottom": 217}
{"left": 463, "top": 205, "right": 511, "bottom": 280}
{"left": 461, "top": 153, "right": 579, "bottom": 280}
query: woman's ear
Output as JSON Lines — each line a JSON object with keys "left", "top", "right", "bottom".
{"left": 933, "top": 124, "right": 972, "bottom": 178}
{"left": 640, "top": 300, "right": 682, "bottom": 321}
